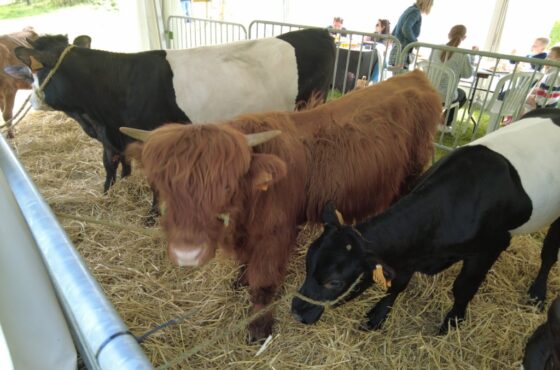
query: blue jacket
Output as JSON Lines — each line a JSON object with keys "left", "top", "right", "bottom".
{"left": 392, "top": 4, "right": 422, "bottom": 49}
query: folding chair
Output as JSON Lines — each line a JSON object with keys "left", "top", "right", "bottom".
{"left": 483, "top": 71, "right": 544, "bottom": 134}
{"left": 417, "top": 61, "right": 460, "bottom": 131}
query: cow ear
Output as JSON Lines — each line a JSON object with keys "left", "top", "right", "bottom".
{"left": 248, "top": 153, "right": 287, "bottom": 192}
{"left": 3, "top": 65, "right": 33, "bottom": 83}
{"left": 14, "top": 47, "right": 56, "bottom": 70}
{"left": 73, "top": 35, "right": 92, "bottom": 49}
{"left": 321, "top": 201, "right": 343, "bottom": 227}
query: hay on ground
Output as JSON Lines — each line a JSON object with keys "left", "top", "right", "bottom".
{"left": 7, "top": 111, "right": 558, "bottom": 369}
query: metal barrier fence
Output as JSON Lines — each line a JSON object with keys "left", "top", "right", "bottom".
{"left": 0, "top": 134, "right": 153, "bottom": 369}
{"left": 163, "top": 16, "right": 559, "bottom": 153}
{"left": 166, "top": 16, "right": 247, "bottom": 49}
{"left": 397, "top": 42, "right": 560, "bottom": 153}
{"left": 165, "top": 17, "right": 400, "bottom": 95}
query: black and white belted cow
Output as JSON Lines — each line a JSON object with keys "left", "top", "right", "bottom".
{"left": 292, "top": 108, "right": 560, "bottom": 334}
{"left": 5, "top": 29, "right": 335, "bottom": 194}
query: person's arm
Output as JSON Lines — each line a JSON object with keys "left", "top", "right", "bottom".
{"left": 460, "top": 54, "right": 474, "bottom": 78}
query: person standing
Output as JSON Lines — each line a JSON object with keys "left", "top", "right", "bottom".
{"left": 389, "top": 0, "right": 434, "bottom": 69}
{"left": 180, "top": 0, "right": 191, "bottom": 17}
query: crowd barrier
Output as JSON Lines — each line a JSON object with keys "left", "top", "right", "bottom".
{"left": 166, "top": 15, "right": 247, "bottom": 49}
{"left": 0, "top": 134, "right": 153, "bottom": 369}
{"left": 398, "top": 42, "right": 560, "bottom": 153}
{"left": 164, "top": 16, "right": 560, "bottom": 155}
{"left": 165, "top": 16, "right": 400, "bottom": 96}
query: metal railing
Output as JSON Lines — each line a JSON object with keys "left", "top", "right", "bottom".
{"left": 399, "top": 42, "right": 560, "bottom": 153}
{"left": 166, "top": 16, "right": 247, "bottom": 49}
{"left": 0, "top": 134, "right": 153, "bottom": 370}
{"left": 162, "top": 16, "right": 559, "bottom": 154}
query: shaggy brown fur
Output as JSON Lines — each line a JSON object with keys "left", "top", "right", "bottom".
{"left": 126, "top": 70, "right": 442, "bottom": 342}
{"left": 0, "top": 27, "right": 38, "bottom": 138}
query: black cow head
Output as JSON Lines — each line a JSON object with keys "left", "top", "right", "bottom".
{"left": 14, "top": 34, "right": 91, "bottom": 70}
{"left": 4, "top": 35, "right": 91, "bottom": 91}
{"left": 291, "top": 202, "right": 393, "bottom": 324}
{"left": 523, "top": 296, "right": 560, "bottom": 370}
{"left": 3, "top": 34, "right": 92, "bottom": 110}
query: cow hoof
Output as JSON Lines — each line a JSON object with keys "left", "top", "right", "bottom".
{"left": 438, "top": 315, "right": 463, "bottom": 335}
{"left": 528, "top": 284, "right": 546, "bottom": 310}
{"left": 6, "top": 129, "right": 14, "bottom": 139}
{"left": 247, "top": 316, "right": 273, "bottom": 344}
{"left": 359, "top": 318, "right": 384, "bottom": 332}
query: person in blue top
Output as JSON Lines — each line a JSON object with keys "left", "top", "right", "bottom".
{"left": 510, "top": 37, "right": 550, "bottom": 72}
{"left": 389, "top": 0, "right": 434, "bottom": 69}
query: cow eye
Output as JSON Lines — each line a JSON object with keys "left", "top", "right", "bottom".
{"left": 324, "top": 280, "right": 344, "bottom": 289}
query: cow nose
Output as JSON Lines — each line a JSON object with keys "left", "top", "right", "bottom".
{"left": 168, "top": 243, "right": 205, "bottom": 266}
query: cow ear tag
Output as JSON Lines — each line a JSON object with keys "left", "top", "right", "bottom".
{"left": 29, "top": 56, "right": 43, "bottom": 72}
{"left": 373, "top": 264, "right": 391, "bottom": 290}
{"left": 217, "top": 213, "right": 230, "bottom": 227}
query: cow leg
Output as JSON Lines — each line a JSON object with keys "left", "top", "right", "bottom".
{"left": 248, "top": 285, "right": 276, "bottom": 344}
{"left": 245, "top": 228, "right": 295, "bottom": 343}
{"left": 2, "top": 90, "right": 15, "bottom": 138}
{"left": 233, "top": 264, "right": 249, "bottom": 290}
{"left": 144, "top": 189, "right": 160, "bottom": 227}
{"left": 529, "top": 217, "right": 560, "bottom": 307}
{"left": 102, "top": 146, "right": 119, "bottom": 193}
{"left": 360, "top": 271, "right": 413, "bottom": 331}
{"left": 439, "top": 240, "right": 507, "bottom": 334}
{"left": 120, "top": 154, "right": 131, "bottom": 178}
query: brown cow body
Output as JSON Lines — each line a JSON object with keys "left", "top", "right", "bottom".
{"left": 124, "top": 70, "right": 442, "bottom": 342}
{"left": 0, "top": 27, "right": 37, "bottom": 138}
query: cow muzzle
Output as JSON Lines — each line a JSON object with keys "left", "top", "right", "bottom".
{"left": 31, "top": 84, "right": 52, "bottom": 111}
{"left": 168, "top": 242, "right": 215, "bottom": 266}
{"left": 291, "top": 296, "right": 325, "bottom": 324}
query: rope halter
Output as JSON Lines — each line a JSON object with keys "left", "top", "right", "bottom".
{"left": 32, "top": 44, "right": 76, "bottom": 107}
{"left": 292, "top": 273, "right": 365, "bottom": 308}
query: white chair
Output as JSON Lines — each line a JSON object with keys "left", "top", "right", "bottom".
{"left": 417, "top": 61, "right": 460, "bottom": 131}
{"left": 483, "top": 71, "right": 543, "bottom": 134}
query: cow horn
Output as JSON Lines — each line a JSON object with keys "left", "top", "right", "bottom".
{"left": 245, "top": 130, "right": 282, "bottom": 147}
{"left": 119, "top": 127, "right": 151, "bottom": 142}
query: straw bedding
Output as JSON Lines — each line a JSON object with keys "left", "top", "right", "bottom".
{"left": 7, "top": 110, "right": 559, "bottom": 369}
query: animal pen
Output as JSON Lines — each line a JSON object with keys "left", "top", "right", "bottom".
{"left": 1, "top": 16, "right": 559, "bottom": 370}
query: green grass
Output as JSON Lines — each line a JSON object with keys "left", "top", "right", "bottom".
{"left": 0, "top": 0, "right": 111, "bottom": 20}
{"left": 0, "top": 1, "right": 61, "bottom": 19}
{"left": 434, "top": 108, "right": 490, "bottom": 161}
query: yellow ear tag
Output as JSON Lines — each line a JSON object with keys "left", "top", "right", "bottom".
{"left": 30, "top": 56, "right": 44, "bottom": 72}
{"left": 372, "top": 264, "right": 391, "bottom": 290}
{"left": 217, "top": 213, "right": 230, "bottom": 227}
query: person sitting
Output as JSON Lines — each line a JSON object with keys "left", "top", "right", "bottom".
{"left": 510, "top": 37, "right": 550, "bottom": 72}
{"left": 525, "top": 46, "right": 560, "bottom": 110}
{"left": 327, "top": 16, "right": 347, "bottom": 38}
{"left": 368, "top": 19, "right": 391, "bottom": 83}
{"left": 429, "top": 25, "right": 476, "bottom": 129}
